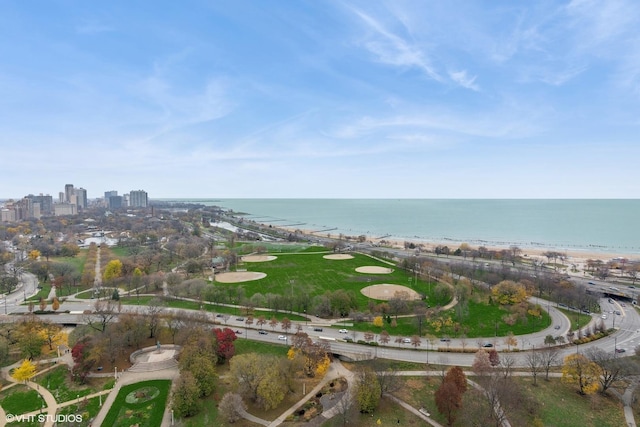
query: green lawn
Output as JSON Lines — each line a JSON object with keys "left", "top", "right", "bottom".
{"left": 346, "top": 300, "right": 551, "bottom": 339}
{"left": 0, "top": 384, "right": 43, "bottom": 415}
{"left": 557, "top": 308, "right": 593, "bottom": 331}
{"left": 35, "top": 365, "right": 98, "bottom": 403}
{"left": 119, "top": 296, "right": 308, "bottom": 321}
{"left": 26, "top": 284, "right": 52, "bottom": 302}
{"left": 57, "top": 395, "right": 103, "bottom": 425}
{"left": 234, "top": 339, "right": 290, "bottom": 357}
{"left": 224, "top": 251, "right": 441, "bottom": 310}
{"left": 513, "top": 376, "right": 626, "bottom": 427}
{"left": 101, "top": 379, "right": 171, "bottom": 427}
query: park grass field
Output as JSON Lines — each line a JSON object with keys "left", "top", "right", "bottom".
{"left": 101, "top": 379, "right": 171, "bottom": 427}
{"left": 225, "top": 251, "right": 437, "bottom": 308}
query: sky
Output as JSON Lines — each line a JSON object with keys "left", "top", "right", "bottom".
{"left": 1, "top": 0, "right": 640, "bottom": 199}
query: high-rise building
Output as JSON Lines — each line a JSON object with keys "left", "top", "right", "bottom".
{"left": 65, "top": 184, "right": 74, "bottom": 203}
{"left": 26, "top": 194, "right": 53, "bottom": 215}
{"left": 108, "top": 196, "right": 123, "bottom": 210}
{"left": 75, "top": 188, "right": 88, "bottom": 210}
{"left": 104, "top": 190, "right": 118, "bottom": 199}
{"left": 129, "top": 190, "right": 148, "bottom": 208}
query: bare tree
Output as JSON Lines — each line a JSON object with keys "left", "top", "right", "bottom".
{"left": 525, "top": 348, "right": 543, "bottom": 385}
{"left": 586, "top": 347, "right": 636, "bottom": 394}
{"left": 83, "top": 299, "right": 118, "bottom": 333}
{"left": 540, "top": 347, "right": 560, "bottom": 381}
{"left": 146, "top": 297, "right": 165, "bottom": 339}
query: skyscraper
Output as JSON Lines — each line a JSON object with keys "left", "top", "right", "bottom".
{"left": 129, "top": 190, "right": 148, "bottom": 208}
{"left": 75, "top": 188, "right": 88, "bottom": 210}
{"left": 64, "top": 184, "right": 74, "bottom": 203}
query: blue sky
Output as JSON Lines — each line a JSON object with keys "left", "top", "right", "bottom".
{"left": 1, "top": 0, "right": 639, "bottom": 199}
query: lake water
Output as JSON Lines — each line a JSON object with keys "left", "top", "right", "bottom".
{"left": 159, "top": 199, "right": 640, "bottom": 256}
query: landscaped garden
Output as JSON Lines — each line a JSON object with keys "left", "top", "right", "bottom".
{"left": 101, "top": 380, "right": 171, "bottom": 427}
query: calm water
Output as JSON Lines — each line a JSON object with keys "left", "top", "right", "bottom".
{"left": 161, "top": 199, "right": 640, "bottom": 255}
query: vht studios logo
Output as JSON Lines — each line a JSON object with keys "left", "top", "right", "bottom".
{"left": 5, "top": 414, "right": 84, "bottom": 423}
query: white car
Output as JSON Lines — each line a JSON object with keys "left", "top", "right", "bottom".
{"left": 278, "top": 335, "right": 287, "bottom": 341}
{"left": 403, "top": 338, "right": 412, "bottom": 343}
{"left": 339, "top": 329, "right": 348, "bottom": 334}
{"left": 601, "top": 314, "right": 607, "bottom": 319}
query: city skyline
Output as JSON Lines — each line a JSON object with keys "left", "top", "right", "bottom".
{"left": 2, "top": 1, "right": 640, "bottom": 199}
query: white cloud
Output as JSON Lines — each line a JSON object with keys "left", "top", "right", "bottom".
{"left": 448, "top": 70, "right": 479, "bottom": 91}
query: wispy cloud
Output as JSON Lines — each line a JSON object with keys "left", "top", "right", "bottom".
{"left": 349, "top": 7, "right": 442, "bottom": 82}
{"left": 448, "top": 70, "right": 479, "bottom": 91}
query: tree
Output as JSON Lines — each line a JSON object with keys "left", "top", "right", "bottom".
{"left": 472, "top": 349, "right": 492, "bottom": 376}
{"left": 12, "top": 359, "right": 37, "bottom": 382}
{"left": 525, "top": 348, "right": 543, "bottom": 385}
{"left": 540, "top": 347, "right": 560, "bottom": 381}
{"left": 562, "top": 353, "right": 600, "bottom": 395}
{"left": 586, "top": 347, "right": 635, "bottom": 395}
{"left": 355, "top": 367, "right": 381, "bottom": 414}
{"left": 172, "top": 371, "right": 201, "bottom": 418}
{"left": 491, "top": 280, "right": 528, "bottom": 305}
{"left": 51, "top": 297, "right": 60, "bottom": 311}
{"left": 103, "top": 259, "right": 123, "bottom": 282}
{"left": 145, "top": 297, "right": 165, "bottom": 339}
{"left": 39, "top": 298, "right": 47, "bottom": 312}
{"left": 280, "top": 317, "right": 291, "bottom": 335}
{"left": 219, "top": 392, "right": 246, "bottom": 423}
{"left": 373, "top": 316, "right": 384, "bottom": 327}
{"left": 435, "top": 366, "right": 468, "bottom": 426}
{"left": 379, "top": 330, "right": 390, "bottom": 346}
{"left": 213, "top": 328, "right": 237, "bottom": 364}
{"left": 230, "top": 353, "right": 288, "bottom": 409}
{"left": 488, "top": 349, "right": 500, "bottom": 367}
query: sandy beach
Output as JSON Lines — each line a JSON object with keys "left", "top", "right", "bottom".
{"left": 272, "top": 224, "right": 636, "bottom": 268}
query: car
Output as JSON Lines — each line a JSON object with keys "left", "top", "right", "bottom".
{"left": 615, "top": 311, "right": 621, "bottom": 315}
{"left": 588, "top": 281, "right": 595, "bottom": 285}
{"left": 258, "top": 330, "right": 268, "bottom": 335}
{"left": 339, "top": 329, "right": 349, "bottom": 334}
{"left": 615, "top": 348, "right": 626, "bottom": 353}
{"left": 628, "top": 286, "right": 636, "bottom": 289}
{"left": 601, "top": 314, "right": 608, "bottom": 319}
{"left": 313, "top": 327, "right": 323, "bottom": 332}
{"left": 554, "top": 325, "right": 561, "bottom": 330}
{"left": 236, "top": 317, "right": 245, "bottom": 321}
{"left": 234, "top": 330, "right": 242, "bottom": 334}
{"left": 440, "top": 338, "right": 451, "bottom": 342}
{"left": 215, "top": 314, "right": 223, "bottom": 317}
{"left": 278, "top": 335, "right": 287, "bottom": 341}
{"left": 483, "top": 343, "right": 494, "bottom": 348}
{"left": 344, "top": 337, "right": 354, "bottom": 343}
{"left": 403, "top": 338, "right": 412, "bottom": 343}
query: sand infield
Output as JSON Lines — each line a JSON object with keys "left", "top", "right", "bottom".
{"left": 361, "top": 284, "right": 421, "bottom": 300}
{"left": 323, "top": 254, "right": 354, "bottom": 260}
{"left": 355, "top": 266, "right": 394, "bottom": 274}
{"left": 242, "top": 255, "right": 277, "bottom": 262}
{"left": 214, "top": 271, "right": 267, "bottom": 283}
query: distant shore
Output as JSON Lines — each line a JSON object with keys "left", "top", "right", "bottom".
{"left": 271, "top": 224, "right": 637, "bottom": 267}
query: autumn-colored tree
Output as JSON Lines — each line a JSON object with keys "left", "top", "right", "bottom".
{"left": 435, "top": 366, "right": 468, "bottom": 426}
{"left": 12, "top": 359, "right": 37, "bottom": 382}
{"left": 230, "top": 353, "right": 289, "bottom": 410}
{"left": 488, "top": 349, "right": 500, "bottom": 367}
{"left": 491, "top": 280, "right": 528, "bottom": 305}
{"left": 51, "top": 297, "right": 60, "bottom": 312}
{"left": 39, "top": 298, "right": 47, "bottom": 312}
{"left": 504, "top": 331, "right": 518, "bottom": 350}
{"left": 372, "top": 316, "right": 384, "bottom": 327}
{"left": 103, "top": 259, "right": 123, "bottom": 282}
{"left": 269, "top": 317, "right": 278, "bottom": 331}
{"left": 379, "top": 330, "right": 390, "bottom": 346}
{"left": 280, "top": 317, "right": 291, "bottom": 334}
{"left": 213, "top": 328, "right": 237, "bottom": 364}
{"left": 28, "top": 250, "right": 41, "bottom": 261}
{"left": 472, "top": 349, "right": 492, "bottom": 376}
{"left": 562, "top": 353, "right": 600, "bottom": 395}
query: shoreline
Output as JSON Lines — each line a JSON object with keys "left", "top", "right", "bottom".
{"left": 270, "top": 224, "right": 637, "bottom": 266}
